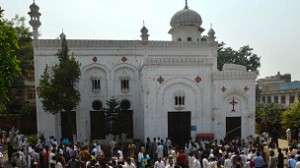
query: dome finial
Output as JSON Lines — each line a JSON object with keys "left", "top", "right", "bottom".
{"left": 207, "top": 24, "right": 216, "bottom": 42}
{"left": 60, "top": 29, "right": 66, "bottom": 39}
{"left": 185, "top": 0, "right": 189, "bottom": 9}
{"left": 140, "top": 21, "right": 149, "bottom": 44}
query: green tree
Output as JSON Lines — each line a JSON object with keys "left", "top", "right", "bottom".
{"left": 38, "top": 37, "right": 81, "bottom": 139}
{"left": 5, "top": 15, "right": 34, "bottom": 118}
{"left": 5, "top": 15, "right": 33, "bottom": 77}
{"left": 217, "top": 42, "right": 261, "bottom": 73}
{"left": 256, "top": 103, "right": 284, "bottom": 132}
{"left": 281, "top": 101, "right": 300, "bottom": 130}
{"left": 104, "top": 97, "right": 121, "bottom": 135}
{"left": 20, "top": 103, "right": 36, "bottom": 119}
{"left": 0, "top": 8, "right": 22, "bottom": 112}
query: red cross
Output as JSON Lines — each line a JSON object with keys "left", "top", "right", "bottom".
{"left": 92, "top": 56, "right": 97, "bottom": 62}
{"left": 229, "top": 97, "right": 238, "bottom": 112}
{"left": 157, "top": 76, "right": 164, "bottom": 84}
{"left": 221, "top": 86, "right": 226, "bottom": 92}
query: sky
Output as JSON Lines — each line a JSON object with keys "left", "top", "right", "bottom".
{"left": 1, "top": 0, "right": 300, "bottom": 80}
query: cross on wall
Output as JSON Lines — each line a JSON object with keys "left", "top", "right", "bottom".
{"left": 229, "top": 97, "right": 238, "bottom": 112}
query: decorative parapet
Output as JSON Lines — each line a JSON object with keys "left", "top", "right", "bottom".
{"left": 147, "top": 40, "right": 217, "bottom": 48}
{"left": 37, "top": 39, "right": 217, "bottom": 49}
{"left": 144, "top": 57, "right": 214, "bottom": 66}
{"left": 37, "top": 39, "right": 142, "bottom": 48}
{"left": 223, "top": 64, "right": 247, "bottom": 71}
{"left": 213, "top": 64, "right": 256, "bottom": 80}
{"left": 35, "top": 39, "right": 217, "bottom": 58}
{"left": 213, "top": 71, "right": 256, "bottom": 80}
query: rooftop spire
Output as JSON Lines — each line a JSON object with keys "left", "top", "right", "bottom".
{"left": 185, "top": 0, "right": 189, "bottom": 9}
{"left": 60, "top": 29, "right": 66, "bottom": 39}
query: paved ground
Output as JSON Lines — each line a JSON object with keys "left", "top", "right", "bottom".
{"left": 278, "top": 138, "right": 289, "bottom": 149}
{"left": 0, "top": 138, "right": 290, "bottom": 168}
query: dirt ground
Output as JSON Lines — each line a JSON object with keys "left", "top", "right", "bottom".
{"left": 278, "top": 138, "right": 289, "bottom": 149}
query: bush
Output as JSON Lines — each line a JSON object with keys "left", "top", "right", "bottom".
{"left": 27, "top": 134, "right": 38, "bottom": 145}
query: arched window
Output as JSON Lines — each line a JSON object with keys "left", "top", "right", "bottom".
{"left": 120, "top": 71, "right": 130, "bottom": 92}
{"left": 121, "top": 78, "right": 129, "bottom": 90}
{"left": 92, "top": 78, "right": 101, "bottom": 91}
{"left": 174, "top": 90, "right": 185, "bottom": 110}
{"left": 175, "top": 96, "right": 185, "bottom": 106}
{"left": 187, "top": 37, "right": 192, "bottom": 41}
{"left": 177, "top": 38, "right": 182, "bottom": 41}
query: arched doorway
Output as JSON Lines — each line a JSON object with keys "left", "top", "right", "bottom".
{"left": 118, "top": 100, "right": 133, "bottom": 138}
{"left": 90, "top": 100, "right": 106, "bottom": 139}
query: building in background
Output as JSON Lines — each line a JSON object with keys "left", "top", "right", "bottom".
{"left": 257, "top": 72, "right": 300, "bottom": 108}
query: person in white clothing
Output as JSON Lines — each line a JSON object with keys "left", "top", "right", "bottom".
{"left": 165, "top": 158, "right": 176, "bottom": 168}
{"left": 0, "top": 151, "right": 3, "bottom": 168}
{"left": 154, "top": 157, "right": 166, "bottom": 168}
{"left": 55, "top": 156, "right": 64, "bottom": 168}
{"left": 296, "top": 157, "right": 300, "bottom": 168}
{"left": 189, "top": 153, "right": 196, "bottom": 168}
{"left": 156, "top": 142, "right": 164, "bottom": 159}
{"left": 166, "top": 138, "right": 172, "bottom": 149}
{"left": 122, "top": 157, "right": 136, "bottom": 168}
{"left": 193, "top": 155, "right": 201, "bottom": 168}
{"left": 224, "top": 155, "right": 232, "bottom": 168}
{"left": 240, "top": 151, "right": 248, "bottom": 168}
{"left": 202, "top": 154, "right": 210, "bottom": 168}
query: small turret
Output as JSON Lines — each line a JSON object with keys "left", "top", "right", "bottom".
{"left": 207, "top": 24, "right": 216, "bottom": 43}
{"left": 140, "top": 21, "right": 149, "bottom": 45}
{"left": 60, "top": 31, "right": 66, "bottom": 40}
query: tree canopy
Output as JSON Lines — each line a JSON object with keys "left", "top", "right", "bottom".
{"left": 217, "top": 42, "right": 261, "bottom": 73}
{"left": 5, "top": 15, "right": 33, "bottom": 77}
{"left": 0, "top": 8, "right": 22, "bottom": 112}
{"left": 281, "top": 101, "right": 300, "bottom": 130}
{"left": 104, "top": 97, "right": 121, "bottom": 135}
{"left": 256, "top": 103, "right": 284, "bottom": 131}
{"left": 38, "top": 37, "right": 81, "bottom": 114}
{"left": 4, "top": 15, "right": 34, "bottom": 116}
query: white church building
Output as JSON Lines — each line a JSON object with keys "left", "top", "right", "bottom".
{"left": 29, "top": 1, "right": 256, "bottom": 145}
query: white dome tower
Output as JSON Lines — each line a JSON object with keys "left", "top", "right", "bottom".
{"left": 168, "top": 0, "right": 204, "bottom": 42}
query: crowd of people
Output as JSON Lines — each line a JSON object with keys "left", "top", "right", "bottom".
{"left": 2, "top": 127, "right": 300, "bottom": 168}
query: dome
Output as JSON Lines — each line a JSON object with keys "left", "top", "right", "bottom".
{"left": 30, "top": 2, "right": 39, "bottom": 12}
{"left": 60, "top": 32, "right": 66, "bottom": 39}
{"left": 140, "top": 26, "right": 148, "bottom": 34}
{"left": 170, "top": 6, "right": 202, "bottom": 28}
{"left": 208, "top": 28, "right": 215, "bottom": 36}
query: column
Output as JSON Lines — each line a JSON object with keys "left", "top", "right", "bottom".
{"left": 285, "top": 94, "right": 290, "bottom": 107}
{"left": 271, "top": 95, "right": 274, "bottom": 103}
